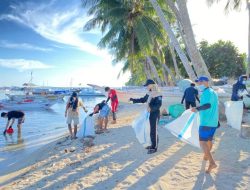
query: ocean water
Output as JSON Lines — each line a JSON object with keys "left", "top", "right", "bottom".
{"left": 0, "top": 92, "right": 105, "bottom": 174}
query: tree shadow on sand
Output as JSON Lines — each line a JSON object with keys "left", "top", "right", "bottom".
{"left": 193, "top": 127, "right": 250, "bottom": 190}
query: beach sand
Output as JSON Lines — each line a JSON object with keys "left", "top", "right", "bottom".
{"left": 0, "top": 104, "right": 250, "bottom": 190}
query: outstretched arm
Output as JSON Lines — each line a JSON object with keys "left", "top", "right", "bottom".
{"left": 130, "top": 94, "right": 149, "bottom": 104}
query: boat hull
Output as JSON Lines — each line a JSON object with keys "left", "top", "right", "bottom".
{"left": 0, "top": 100, "right": 56, "bottom": 110}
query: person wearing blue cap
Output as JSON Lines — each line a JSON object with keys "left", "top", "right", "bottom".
{"left": 191, "top": 76, "right": 219, "bottom": 173}
{"left": 129, "top": 79, "right": 162, "bottom": 154}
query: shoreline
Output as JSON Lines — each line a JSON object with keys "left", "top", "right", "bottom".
{"left": 1, "top": 103, "right": 250, "bottom": 189}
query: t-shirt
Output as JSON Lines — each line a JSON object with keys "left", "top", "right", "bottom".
{"left": 199, "top": 88, "right": 219, "bottom": 127}
{"left": 97, "top": 101, "right": 106, "bottom": 111}
{"left": 183, "top": 87, "right": 199, "bottom": 102}
{"left": 67, "top": 98, "right": 84, "bottom": 117}
{"left": 7, "top": 111, "right": 25, "bottom": 120}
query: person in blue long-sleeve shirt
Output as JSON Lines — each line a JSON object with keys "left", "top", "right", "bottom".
{"left": 231, "top": 75, "right": 249, "bottom": 101}
{"left": 181, "top": 83, "right": 200, "bottom": 109}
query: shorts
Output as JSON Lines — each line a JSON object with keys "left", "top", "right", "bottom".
{"left": 99, "top": 105, "right": 110, "bottom": 118}
{"left": 67, "top": 115, "right": 80, "bottom": 125}
{"left": 199, "top": 126, "right": 217, "bottom": 141}
{"left": 18, "top": 116, "right": 25, "bottom": 125}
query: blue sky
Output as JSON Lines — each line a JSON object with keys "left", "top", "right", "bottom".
{"left": 0, "top": 0, "right": 248, "bottom": 87}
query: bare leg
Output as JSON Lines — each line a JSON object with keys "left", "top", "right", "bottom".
{"left": 203, "top": 140, "right": 213, "bottom": 161}
{"left": 200, "top": 141, "right": 217, "bottom": 173}
{"left": 68, "top": 124, "right": 73, "bottom": 138}
{"left": 104, "top": 117, "right": 108, "bottom": 130}
{"left": 96, "top": 118, "right": 104, "bottom": 134}
{"left": 17, "top": 124, "right": 22, "bottom": 134}
{"left": 73, "top": 125, "right": 77, "bottom": 138}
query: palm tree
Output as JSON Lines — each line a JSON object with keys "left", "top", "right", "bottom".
{"left": 149, "top": 0, "right": 197, "bottom": 80}
{"left": 82, "top": 0, "right": 183, "bottom": 85}
{"left": 207, "top": 0, "right": 250, "bottom": 77}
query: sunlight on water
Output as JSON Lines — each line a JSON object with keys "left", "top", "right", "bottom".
{"left": 0, "top": 92, "right": 105, "bottom": 170}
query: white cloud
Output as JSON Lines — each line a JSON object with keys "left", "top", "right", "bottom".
{"left": 0, "top": 59, "right": 53, "bottom": 71}
{"left": 0, "top": 40, "right": 53, "bottom": 52}
{"left": 0, "top": 0, "right": 110, "bottom": 61}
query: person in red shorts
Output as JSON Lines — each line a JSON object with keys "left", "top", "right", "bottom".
{"left": 105, "top": 87, "right": 119, "bottom": 124}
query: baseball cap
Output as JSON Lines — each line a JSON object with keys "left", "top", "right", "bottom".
{"left": 198, "top": 76, "right": 209, "bottom": 82}
{"left": 143, "top": 79, "right": 156, "bottom": 86}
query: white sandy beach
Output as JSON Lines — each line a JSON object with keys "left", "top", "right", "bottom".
{"left": 0, "top": 103, "right": 250, "bottom": 190}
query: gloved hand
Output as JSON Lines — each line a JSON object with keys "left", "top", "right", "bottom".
{"left": 89, "top": 113, "right": 94, "bottom": 117}
{"left": 129, "top": 98, "right": 134, "bottom": 102}
{"left": 247, "top": 94, "right": 250, "bottom": 98}
{"left": 181, "top": 101, "right": 183, "bottom": 104}
{"left": 3, "top": 130, "right": 6, "bottom": 135}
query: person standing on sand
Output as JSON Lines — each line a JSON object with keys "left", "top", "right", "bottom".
{"left": 1, "top": 111, "right": 25, "bottom": 135}
{"left": 65, "top": 92, "right": 87, "bottom": 139}
{"left": 89, "top": 100, "right": 110, "bottom": 134}
{"left": 231, "top": 75, "right": 249, "bottom": 101}
{"left": 130, "top": 79, "right": 162, "bottom": 154}
{"left": 105, "top": 87, "right": 119, "bottom": 124}
{"left": 191, "top": 76, "right": 219, "bottom": 173}
{"left": 181, "top": 83, "right": 200, "bottom": 109}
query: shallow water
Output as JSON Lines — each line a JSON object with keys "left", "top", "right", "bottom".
{"left": 0, "top": 92, "right": 105, "bottom": 174}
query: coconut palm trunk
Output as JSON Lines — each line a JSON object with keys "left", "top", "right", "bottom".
{"left": 147, "top": 56, "right": 163, "bottom": 85}
{"left": 169, "top": 43, "right": 181, "bottom": 79}
{"left": 149, "top": 0, "right": 197, "bottom": 81}
{"left": 175, "top": 0, "right": 212, "bottom": 81}
{"left": 143, "top": 60, "right": 152, "bottom": 79}
{"left": 161, "top": 62, "right": 177, "bottom": 84}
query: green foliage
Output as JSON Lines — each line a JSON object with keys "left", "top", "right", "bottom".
{"left": 82, "top": 0, "right": 176, "bottom": 85}
{"left": 199, "top": 40, "right": 246, "bottom": 78}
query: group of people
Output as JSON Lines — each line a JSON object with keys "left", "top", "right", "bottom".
{"left": 130, "top": 75, "right": 248, "bottom": 173}
{"left": 130, "top": 77, "right": 219, "bottom": 172}
{"left": 65, "top": 87, "right": 119, "bottom": 139}
{"left": 1, "top": 75, "right": 249, "bottom": 174}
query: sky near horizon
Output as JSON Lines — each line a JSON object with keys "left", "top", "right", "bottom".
{"left": 0, "top": 0, "right": 248, "bottom": 87}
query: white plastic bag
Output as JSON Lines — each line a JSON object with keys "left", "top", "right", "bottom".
{"left": 243, "top": 95, "right": 250, "bottom": 108}
{"left": 224, "top": 101, "right": 243, "bottom": 131}
{"left": 238, "top": 89, "right": 248, "bottom": 97}
{"left": 132, "top": 110, "right": 151, "bottom": 147}
{"left": 77, "top": 112, "right": 95, "bottom": 138}
{"left": 164, "top": 110, "right": 200, "bottom": 148}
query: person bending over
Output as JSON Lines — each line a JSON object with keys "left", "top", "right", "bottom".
{"left": 1, "top": 111, "right": 25, "bottom": 135}
{"left": 90, "top": 100, "right": 111, "bottom": 134}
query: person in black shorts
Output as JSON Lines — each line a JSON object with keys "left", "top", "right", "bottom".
{"left": 1, "top": 111, "right": 25, "bottom": 135}
{"left": 181, "top": 83, "right": 200, "bottom": 109}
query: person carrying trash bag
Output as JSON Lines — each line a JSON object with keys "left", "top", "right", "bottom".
{"left": 231, "top": 75, "right": 249, "bottom": 102}
{"left": 191, "top": 76, "right": 219, "bottom": 173}
{"left": 130, "top": 79, "right": 162, "bottom": 154}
